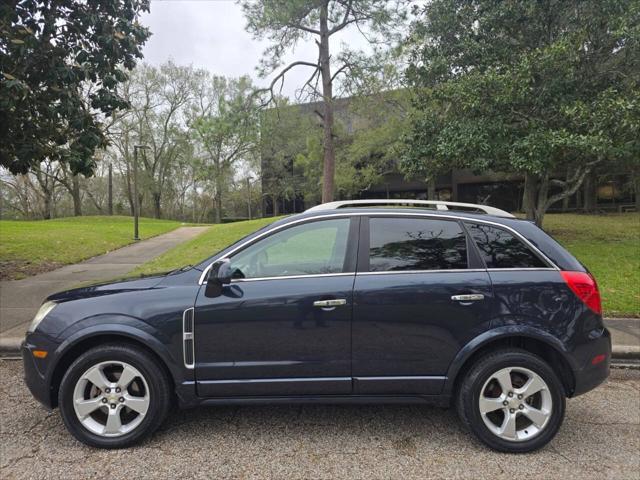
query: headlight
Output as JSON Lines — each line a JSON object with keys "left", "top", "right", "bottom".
{"left": 28, "top": 301, "right": 57, "bottom": 333}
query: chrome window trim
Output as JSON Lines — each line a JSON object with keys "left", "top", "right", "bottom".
{"left": 355, "top": 268, "right": 557, "bottom": 276}
{"left": 231, "top": 272, "right": 354, "bottom": 283}
{"left": 357, "top": 269, "right": 487, "bottom": 276}
{"left": 486, "top": 267, "right": 558, "bottom": 272}
{"left": 197, "top": 212, "right": 559, "bottom": 285}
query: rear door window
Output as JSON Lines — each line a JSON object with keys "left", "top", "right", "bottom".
{"left": 465, "top": 222, "right": 548, "bottom": 269}
{"left": 368, "top": 217, "right": 468, "bottom": 271}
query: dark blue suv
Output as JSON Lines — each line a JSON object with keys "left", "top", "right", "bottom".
{"left": 22, "top": 200, "right": 611, "bottom": 452}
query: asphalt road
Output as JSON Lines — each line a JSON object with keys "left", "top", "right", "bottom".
{"left": 1, "top": 360, "right": 638, "bottom": 480}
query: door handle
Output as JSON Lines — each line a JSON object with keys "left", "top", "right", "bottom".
{"left": 313, "top": 299, "right": 347, "bottom": 308}
{"left": 451, "top": 294, "right": 485, "bottom": 302}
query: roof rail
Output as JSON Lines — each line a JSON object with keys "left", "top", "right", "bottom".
{"left": 305, "top": 199, "right": 515, "bottom": 218}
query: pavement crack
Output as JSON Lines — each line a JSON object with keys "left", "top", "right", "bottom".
{"left": 550, "top": 446, "right": 573, "bottom": 464}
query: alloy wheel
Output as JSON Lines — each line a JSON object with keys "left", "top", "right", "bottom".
{"left": 478, "top": 366, "right": 552, "bottom": 442}
{"left": 72, "top": 361, "right": 150, "bottom": 437}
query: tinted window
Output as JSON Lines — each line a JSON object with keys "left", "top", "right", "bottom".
{"left": 229, "top": 218, "right": 350, "bottom": 278}
{"left": 369, "top": 218, "right": 467, "bottom": 271}
{"left": 465, "top": 222, "right": 547, "bottom": 269}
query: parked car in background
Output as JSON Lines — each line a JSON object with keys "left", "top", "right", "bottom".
{"left": 22, "top": 200, "right": 610, "bottom": 452}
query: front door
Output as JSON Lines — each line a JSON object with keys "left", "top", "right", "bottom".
{"left": 352, "top": 215, "right": 494, "bottom": 395}
{"left": 194, "top": 216, "right": 358, "bottom": 397}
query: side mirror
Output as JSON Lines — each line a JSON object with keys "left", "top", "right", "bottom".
{"left": 214, "top": 259, "right": 233, "bottom": 285}
{"left": 205, "top": 259, "right": 232, "bottom": 297}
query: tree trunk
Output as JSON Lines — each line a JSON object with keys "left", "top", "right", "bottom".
{"left": 43, "top": 194, "right": 52, "bottom": 220}
{"left": 426, "top": 176, "right": 436, "bottom": 200}
{"left": 583, "top": 172, "right": 597, "bottom": 213}
{"left": 246, "top": 178, "right": 252, "bottom": 220}
{"left": 125, "top": 166, "right": 135, "bottom": 216}
{"left": 108, "top": 163, "right": 113, "bottom": 215}
{"left": 273, "top": 194, "right": 280, "bottom": 216}
{"left": 632, "top": 168, "right": 640, "bottom": 212}
{"left": 523, "top": 172, "right": 538, "bottom": 222}
{"left": 319, "top": 1, "right": 335, "bottom": 204}
{"left": 71, "top": 175, "right": 82, "bottom": 216}
{"left": 192, "top": 177, "right": 197, "bottom": 223}
{"left": 214, "top": 175, "right": 223, "bottom": 224}
{"left": 214, "top": 194, "right": 222, "bottom": 223}
{"left": 561, "top": 166, "right": 571, "bottom": 211}
{"left": 534, "top": 173, "right": 550, "bottom": 227}
{"left": 152, "top": 191, "right": 162, "bottom": 219}
{"left": 522, "top": 172, "right": 546, "bottom": 226}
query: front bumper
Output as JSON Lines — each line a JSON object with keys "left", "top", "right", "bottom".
{"left": 571, "top": 327, "right": 612, "bottom": 397}
{"left": 22, "top": 337, "right": 56, "bottom": 410}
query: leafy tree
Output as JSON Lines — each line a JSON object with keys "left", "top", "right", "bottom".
{"left": 190, "top": 75, "right": 259, "bottom": 223}
{"left": 260, "top": 99, "right": 320, "bottom": 213}
{"left": 341, "top": 89, "right": 411, "bottom": 197}
{"left": 109, "top": 62, "right": 194, "bottom": 219}
{"left": 403, "top": 0, "right": 639, "bottom": 225}
{"left": 0, "top": 0, "right": 150, "bottom": 175}
{"left": 240, "top": 0, "right": 407, "bottom": 204}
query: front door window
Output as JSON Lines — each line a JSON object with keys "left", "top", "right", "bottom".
{"left": 228, "top": 218, "right": 351, "bottom": 279}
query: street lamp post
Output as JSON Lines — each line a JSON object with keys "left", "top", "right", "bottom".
{"left": 133, "top": 145, "right": 149, "bottom": 241}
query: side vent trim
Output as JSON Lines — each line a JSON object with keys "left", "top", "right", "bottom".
{"left": 183, "top": 307, "right": 195, "bottom": 369}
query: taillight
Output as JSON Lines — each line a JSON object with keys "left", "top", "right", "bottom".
{"left": 560, "top": 271, "right": 602, "bottom": 315}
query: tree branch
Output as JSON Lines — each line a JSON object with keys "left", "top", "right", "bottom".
{"left": 544, "top": 159, "right": 602, "bottom": 209}
{"left": 330, "top": 63, "right": 351, "bottom": 83}
{"left": 254, "top": 61, "right": 320, "bottom": 106}
{"left": 329, "top": 0, "right": 354, "bottom": 34}
{"left": 285, "top": 22, "right": 320, "bottom": 35}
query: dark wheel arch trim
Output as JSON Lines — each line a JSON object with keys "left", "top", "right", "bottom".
{"left": 444, "top": 326, "right": 576, "bottom": 397}
{"left": 47, "top": 323, "right": 183, "bottom": 408}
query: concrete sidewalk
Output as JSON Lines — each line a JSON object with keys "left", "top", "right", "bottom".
{"left": 0, "top": 226, "right": 209, "bottom": 341}
{"left": 606, "top": 318, "right": 640, "bottom": 359}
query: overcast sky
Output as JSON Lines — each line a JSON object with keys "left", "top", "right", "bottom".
{"left": 140, "top": 0, "right": 374, "bottom": 99}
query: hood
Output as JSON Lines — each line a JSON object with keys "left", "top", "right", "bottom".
{"left": 46, "top": 274, "right": 167, "bottom": 303}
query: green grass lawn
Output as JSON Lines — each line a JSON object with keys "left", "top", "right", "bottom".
{"left": 132, "top": 212, "right": 639, "bottom": 317}
{"left": 0, "top": 216, "right": 186, "bottom": 280}
{"left": 543, "top": 213, "right": 640, "bottom": 318}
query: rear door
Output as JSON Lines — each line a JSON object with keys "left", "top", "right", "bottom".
{"left": 352, "top": 215, "right": 494, "bottom": 395}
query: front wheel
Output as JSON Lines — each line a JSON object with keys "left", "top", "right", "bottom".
{"left": 58, "top": 343, "right": 172, "bottom": 448}
{"left": 456, "top": 348, "right": 565, "bottom": 453}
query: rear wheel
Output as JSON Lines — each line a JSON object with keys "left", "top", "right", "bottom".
{"left": 456, "top": 348, "right": 565, "bottom": 453}
{"left": 58, "top": 343, "right": 172, "bottom": 448}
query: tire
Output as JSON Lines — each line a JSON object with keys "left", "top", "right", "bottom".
{"left": 58, "top": 343, "right": 172, "bottom": 449}
{"left": 456, "top": 348, "right": 565, "bottom": 453}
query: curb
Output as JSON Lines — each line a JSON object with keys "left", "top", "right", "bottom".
{"left": 611, "top": 345, "right": 640, "bottom": 359}
{"left": 1, "top": 336, "right": 639, "bottom": 360}
{"left": 0, "top": 338, "right": 23, "bottom": 357}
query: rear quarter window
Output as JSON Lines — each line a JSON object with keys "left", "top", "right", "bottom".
{"left": 465, "top": 222, "right": 548, "bottom": 269}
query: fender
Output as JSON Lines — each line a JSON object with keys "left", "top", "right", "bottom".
{"left": 46, "top": 317, "right": 190, "bottom": 393}
{"left": 442, "top": 325, "right": 576, "bottom": 395}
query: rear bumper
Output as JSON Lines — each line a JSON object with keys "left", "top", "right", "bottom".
{"left": 571, "top": 328, "right": 612, "bottom": 397}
